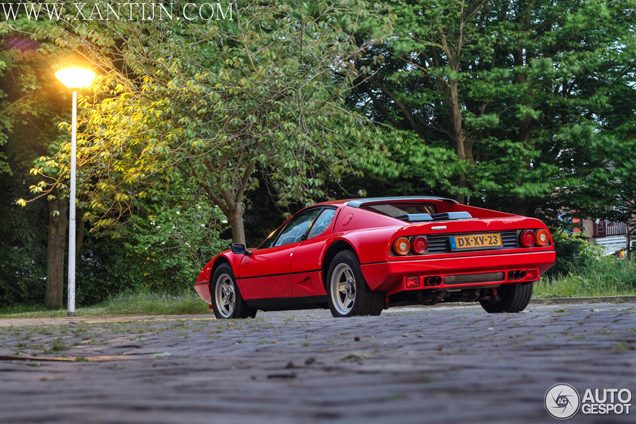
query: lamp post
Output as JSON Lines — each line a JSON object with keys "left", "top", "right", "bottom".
{"left": 55, "top": 67, "right": 95, "bottom": 317}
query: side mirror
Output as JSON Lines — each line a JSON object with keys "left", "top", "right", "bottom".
{"left": 231, "top": 243, "right": 253, "bottom": 256}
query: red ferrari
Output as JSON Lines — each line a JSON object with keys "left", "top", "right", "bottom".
{"left": 195, "top": 197, "right": 556, "bottom": 318}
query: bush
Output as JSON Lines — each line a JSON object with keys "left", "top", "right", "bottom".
{"left": 535, "top": 255, "right": 636, "bottom": 298}
{"left": 546, "top": 231, "right": 604, "bottom": 277}
{"left": 75, "top": 235, "right": 141, "bottom": 305}
{"left": 121, "top": 202, "right": 231, "bottom": 293}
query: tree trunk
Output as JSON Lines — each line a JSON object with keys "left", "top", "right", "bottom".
{"left": 227, "top": 203, "right": 246, "bottom": 245}
{"left": 76, "top": 211, "right": 85, "bottom": 257}
{"left": 449, "top": 80, "right": 468, "bottom": 204}
{"left": 45, "top": 195, "right": 68, "bottom": 309}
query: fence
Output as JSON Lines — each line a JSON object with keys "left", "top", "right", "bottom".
{"left": 593, "top": 220, "right": 627, "bottom": 238}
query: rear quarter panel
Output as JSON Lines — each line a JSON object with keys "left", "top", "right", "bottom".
{"left": 332, "top": 205, "right": 404, "bottom": 264}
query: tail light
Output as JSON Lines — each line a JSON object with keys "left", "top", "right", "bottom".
{"left": 535, "top": 229, "right": 550, "bottom": 246}
{"left": 393, "top": 237, "right": 411, "bottom": 256}
{"left": 525, "top": 268, "right": 539, "bottom": 280}
{"left": 411, "top": 236, "right": 428, "bottom": 254}
{"left": 405, "top": 277, "right": 420, "bottom": 288}
{"left": 520, "top": 230, "right": 535, "bottom": 247}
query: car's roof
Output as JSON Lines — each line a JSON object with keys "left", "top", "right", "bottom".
{"left": 311, "top": 196, "right": 457, "bottom": 208}
{"left": 346, "top": 196, "right": 457, "bottom": 207}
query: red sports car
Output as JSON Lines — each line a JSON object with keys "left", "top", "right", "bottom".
{"left": 195, "top": 197, "right": 556, "bottom": 318}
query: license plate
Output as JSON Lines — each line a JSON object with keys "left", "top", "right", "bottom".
{"left": 450, "top": 233, "right": 502, "bottom": 250}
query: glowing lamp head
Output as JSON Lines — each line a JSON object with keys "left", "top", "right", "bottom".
{"left": 55, "top": 67, "right": 95, "bottom": 89}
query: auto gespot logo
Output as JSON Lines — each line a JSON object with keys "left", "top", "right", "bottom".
{"left": 545, "top": 383, "right": 632, "bottom": 420}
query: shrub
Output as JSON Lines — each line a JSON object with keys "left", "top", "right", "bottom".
{"left": 546, "top": 231, "right": 604, "bottom": 277}
{"left": 121, "top": 202, "right": 230, "bottom": 293}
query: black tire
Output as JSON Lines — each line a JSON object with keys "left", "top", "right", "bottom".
{"left": 479, "top": 282, "right": 533, "bottom": 313}
{"left": 326, "top": 250, "right": 384, "bottom": 318}
{"left": 211, "top": 264, "right": 256, "bottom": 319}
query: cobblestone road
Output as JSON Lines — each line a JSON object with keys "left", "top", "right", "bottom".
{"left": 0, "top": 303, "right": 635, "bottom": 423}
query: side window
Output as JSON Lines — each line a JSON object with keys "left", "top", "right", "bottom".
{"left": 273, "top": 209, "right": 321, "bottom": 247}
{"left": 306, "top": 208, "right": 336, "bottom": 240}
{"left": 258, "top": 228, "right": 281, "bottom": 249}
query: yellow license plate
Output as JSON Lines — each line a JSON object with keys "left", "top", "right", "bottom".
{"left": 450, "top": 233, "right": 502, "bottom": 250}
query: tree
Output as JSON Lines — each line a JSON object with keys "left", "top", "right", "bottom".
{"left": 348, "top": 0, "right": 636, "bottom": 220}
{"left": 0, "top": 20, "right": 73, "bottom": 308}
{"left": 28, "top": 0, "right": 384, "bottom": 244}
{"left": 585, "top": 153, "right": 636, "bottom": 259}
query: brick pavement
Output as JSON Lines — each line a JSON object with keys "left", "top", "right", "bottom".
{"left": 0, "top": 303, "right": 634, "bottom": 423}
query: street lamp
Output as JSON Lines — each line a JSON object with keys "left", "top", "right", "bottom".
{"left": 55, "top": 66, "right": 95, "bottom": 317}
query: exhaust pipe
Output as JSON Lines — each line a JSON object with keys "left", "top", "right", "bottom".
{"left": 508, "top": 270, "right": 527, "bottom": 280}
{"left": 424, "top": 276, "right": 442, "bottom": 286}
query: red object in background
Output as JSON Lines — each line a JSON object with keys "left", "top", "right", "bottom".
{"left": 195, "top": 196, "right": 556, "bottom": 318}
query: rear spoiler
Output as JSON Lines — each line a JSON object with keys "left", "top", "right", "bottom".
{"left": 395, "top": 211, "right": 473, "bottom": 222}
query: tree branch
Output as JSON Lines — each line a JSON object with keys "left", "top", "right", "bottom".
{"left": 367, "top": 77, "right": 425, "bottom": 140}
{"left": 0, "top": 95, "right": 28, "bottom": 115}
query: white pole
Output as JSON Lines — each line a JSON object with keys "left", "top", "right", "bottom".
{"left": 68, "top": 90, "right": 77, "bottom": 317}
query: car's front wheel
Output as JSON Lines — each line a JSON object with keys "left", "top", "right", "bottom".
{"left": 326, "top": 250, "right": 384, "bottom": 318}
{"left": 479, "top": 282, "right": 533, "bottom": 313}
{"left": 211, "top": 264, "right": 256, "bottom": 319}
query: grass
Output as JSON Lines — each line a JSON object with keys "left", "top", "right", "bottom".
{"left": 2, "top": 258, "right": 635, "bottom": 319}
{"left": 0, "top": 288, "right": 210, "bottom": 319}
{"left": 534, "top": 257, "right": 636, "bottom": 299}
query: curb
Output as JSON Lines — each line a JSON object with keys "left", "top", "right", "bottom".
{"left": 0, "top": 314, "right": 214, "bottom": 328}
{"left": 530, "top": 295, "right": 636, "bottom": 305}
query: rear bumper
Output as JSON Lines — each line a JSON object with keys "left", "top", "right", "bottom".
{"left": 360, "top": 250, "right": 555, "bottom": 295}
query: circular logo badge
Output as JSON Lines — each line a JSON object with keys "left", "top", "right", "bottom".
{"left": 545, "top": 383, "right": 580, "bottom": 420}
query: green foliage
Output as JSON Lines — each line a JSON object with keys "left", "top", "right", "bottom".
{"left": 545, "top": 231, "right": 604, "bottom": 278}
{"left": 121, "top": 201, "right": 231, "bottom": 292}
{"left": 0, "top": 12, "right": 74, "bottom": 307}
{"left": 354, "top": 128, "right": 464, "bottom": 195}
{"left": 535, "top": 256, "right": 636, "bottom": 298}
{"left": 0, "top": 184, "right": 48, "bottom": 305}
{"left": 0, "top": 54, "right": 60, "bottom": 306}
{"left": 573, "top": 137, "right": 636, "bottom": 257}
{"left": 73, "top": 235, "right": 140, "bottom": 305}
{"left": 0, "top": 288, "right": 209, "bottom": 317}
{"left": 97, "top": 288, "right": 208, "bottom": 316}
{"left": 348, "top": 0, "right": 636, "bottom": 217}
{"left": 4, "top": 0, "right": 636, "bottom": 309}
{"left": 28, "top": 0, "right": 386, "bottom": 243}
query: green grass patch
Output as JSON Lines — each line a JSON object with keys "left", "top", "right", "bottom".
{"left": 97, "top": 289, "right": 209, "bottom": 315}
{"left": 534, "top": 257, "right": 636, "bottom": 298}
{"left": 0, "top": 288, "right": 210, "bottom": 319}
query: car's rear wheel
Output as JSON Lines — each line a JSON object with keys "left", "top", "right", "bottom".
{"left": 479, "top": 282, "right": 533, "bottom": 313}
{"left": 326, "top": 250, "right": 384, "bottom": 318}
{"left": 211, "top": 264, "right": 256, "bottom": 319}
